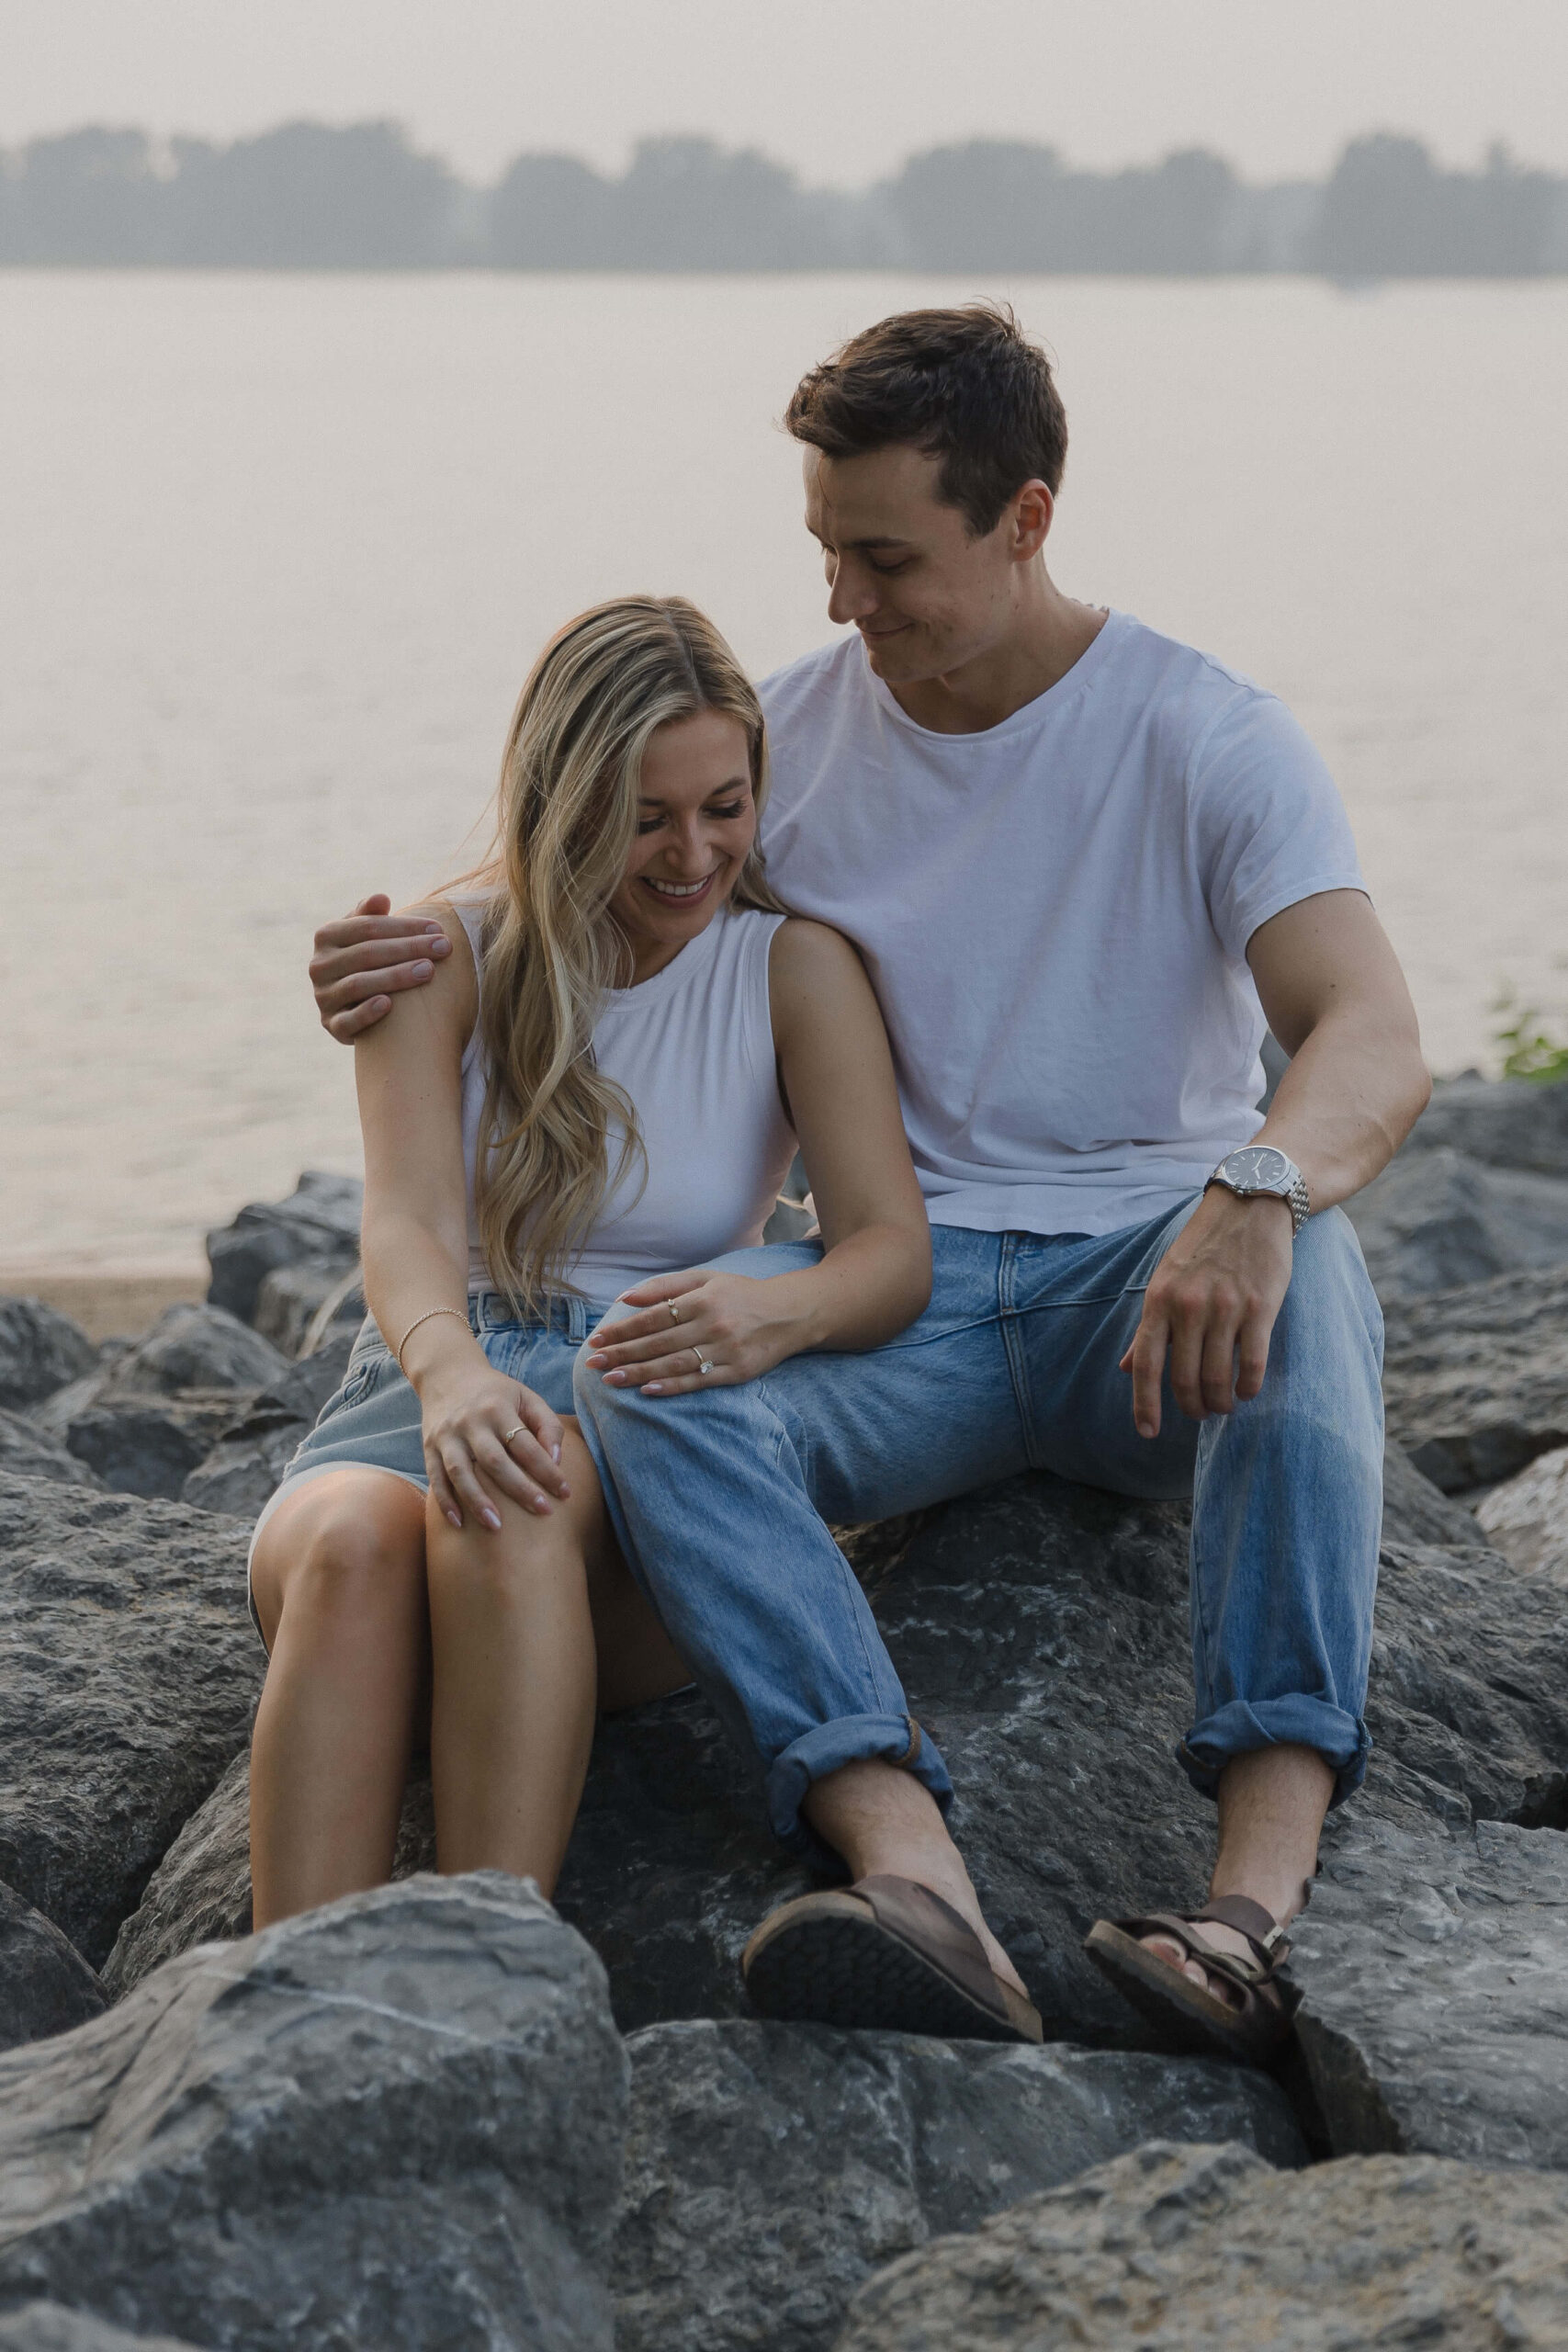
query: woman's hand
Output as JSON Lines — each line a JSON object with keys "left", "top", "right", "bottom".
{"left": 582, "top": 1270, "right": 814, "bottom": 1397}
{"left": 419, "top": 1365, "right": 570, "bottom": 1528}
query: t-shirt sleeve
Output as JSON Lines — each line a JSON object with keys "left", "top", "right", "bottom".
{"left": 1189, "top": 689, "right": 1367, "bottom": 963}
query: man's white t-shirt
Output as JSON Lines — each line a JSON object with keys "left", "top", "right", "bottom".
{"left": 756, "top": 610, "right": 1367, "bottom": 1238}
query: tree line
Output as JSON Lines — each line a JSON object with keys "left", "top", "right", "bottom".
{"left": 3, "top": 122, "right": 1564, "bottom": 275}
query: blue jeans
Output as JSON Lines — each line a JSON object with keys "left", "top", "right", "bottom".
{"left": 572, "top": 1201, "right": 1384, "bottom": 1860}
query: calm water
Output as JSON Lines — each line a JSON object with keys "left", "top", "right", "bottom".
{"left": 4, "top": 271, "right": 1566, "bottom": 1272}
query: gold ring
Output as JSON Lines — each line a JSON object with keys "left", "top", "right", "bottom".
{"left": 502, "top": 1423, "right": 526, "bottom": 1448}
{"left": 669, "top": 1302, "right": 681, "bottom": 1324}
{"left": 692, "top": 1349, "right": 713, "bottom": 1375}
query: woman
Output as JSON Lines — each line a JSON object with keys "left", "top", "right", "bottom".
{"left": 247, "top": 595, "right": 937, "bottom": 1933}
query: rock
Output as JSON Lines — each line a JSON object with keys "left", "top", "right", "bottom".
{"left": 1382, "top": 1262, "right": 1568, "bottom": 1489}
{"left": 0, "top": 1474, "right": 263, "bottom": 1967}
{"left": 104, "top": 1453, "right": 1568, "bottom": 2042}
{"left": 1408, "top": 1071, "right": 1568, "bottom": 1178}
{"left": 834, "top": 2138, "right": 1568, "bottom": 2351}
{"left": 0, "top": 1874, "right": 626, "bottom": 2352}
{"left": 1476, "top": 1442, "right": 1568, "bottom": 1580}
{"left": 181, "top": 1331, "right": 356, "bottom": 1521}
{"left": 252, "top": 1261, "right": 364, "bottom": 1358}
{"left": 0, "top": 1412, "right": 103, "bottom": 1490}
{"left": 1345, "top": 1144, "right": 1568, "bottom": 1299}
{"left": 1380, "top": 1439, "right": 1487, "bottom": 1548}
{"left": 60, "top": 1402, "right": 236, "bottom": 1501}
{"left": 26, "top": 1307, "right": 290, "bottom": 1503}
{"left": 205, "top": 1170, "right": 362, "bottom": 1327}
{"left": 0, "top": 1882, "right": 107, "bottom": 2052}
{"left": 0, "top": 1301, "right": 96, "bottom": 1414}
{"left": 613, "top": 2020, "right": 1303, "bottom": 2352}
{"left": 0, "top": 2310, "right": 206, "bottom": 2352}
{"left": 1290, "top": 1812, "right": 1568, "bottom": 2166}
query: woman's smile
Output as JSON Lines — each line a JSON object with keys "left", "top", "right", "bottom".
{"left": 641, "top": 870, "right": 720, "bottom": 904}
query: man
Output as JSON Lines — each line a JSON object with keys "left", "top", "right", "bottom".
{"left": 310, "top": 306, "right": 1428, "bottom": 2064}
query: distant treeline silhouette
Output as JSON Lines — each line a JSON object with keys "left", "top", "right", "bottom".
{"left": 3, "top": 122, "right": 1565, "bottom": 276}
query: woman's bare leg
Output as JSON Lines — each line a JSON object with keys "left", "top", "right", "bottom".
{"left": 249, "top": 1469, "right": 429, "bottom": 1928}
{"left": 425, "top": 1426, "right": 604, "bottom": 1894}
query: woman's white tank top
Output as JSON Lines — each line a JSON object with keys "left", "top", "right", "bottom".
{"left": 452, "top": 900, "right": 798, "bottom": 1306}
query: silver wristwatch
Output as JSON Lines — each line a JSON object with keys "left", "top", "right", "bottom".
{"left": 1205, "top": 1145, "right": 1311, "bottom": 1238}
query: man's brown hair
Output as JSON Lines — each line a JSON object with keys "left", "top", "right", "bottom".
{"left": 784, "top": 303, "right": 1067, "bottom": 537}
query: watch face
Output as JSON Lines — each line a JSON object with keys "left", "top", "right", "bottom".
{"left": 1222, "top": 1146, "right": 1292, "bottom": 1191}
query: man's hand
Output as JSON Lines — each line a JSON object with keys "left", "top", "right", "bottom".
{"left": 1121, "top": 1188, "right": 1293, "bottom": 1440}
{"left": 310, "top": 895, "right": 451, "bottom": 1042}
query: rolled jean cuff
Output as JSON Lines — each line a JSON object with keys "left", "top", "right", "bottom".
{"left": 766, "top": 1712, "right": 954, "bottom": 1868}
{"left": 1179, "top": 1698, "right": 1371, "bottom": 1810}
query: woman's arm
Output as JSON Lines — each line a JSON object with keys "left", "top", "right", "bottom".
{"left": 355, "top": 901, "right": 570, "bottom": 1523}
{"left": 582, "top": 919, "right": 931, "bottom": 1396}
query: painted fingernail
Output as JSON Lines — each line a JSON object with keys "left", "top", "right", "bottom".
{"left": 412, "top": 960, "right": 432, "bottom": 978}
{"left": 558, "top": 1483, "right": 571, "bottom": 1498}
{"left": 604, "top": 1370, "right": 625, "bottom": 1385}
{"left": 532, "top": 1497, "right": 551, "bottom": 1515}
{"left": 429, "top": 934, "right": 450, "bottom": 954}
{"left": 645, "top": 1384, "right": 664, "bottom": 1395}
{"left": 446, "top": 1509, "right": 462, "bottom": 1528}
{"left": 551, "top": 1442, "right": 562, "bottom": 1463}
{"left": 481, "top": 1507, "right": 501, "bottom": 1531}
{"left": 583, "top": 1352, "right": 605, "bottom": 1369}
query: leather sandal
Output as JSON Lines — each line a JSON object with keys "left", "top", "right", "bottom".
{"left": 1082, "top": 1894, "right": 1299, "bottom": 2067}
{"left": 742, "top": 1873, "right": 1043, "bottom": 2044}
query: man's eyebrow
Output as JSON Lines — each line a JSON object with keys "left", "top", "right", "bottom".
{"left": 805, "top": 524, "right": 914, "bottom": 550}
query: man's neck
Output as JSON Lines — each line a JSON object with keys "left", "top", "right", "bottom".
{"left": 887, "top": 575, "right": 1108, "bottom": 737}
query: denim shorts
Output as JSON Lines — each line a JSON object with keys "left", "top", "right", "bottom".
{"left": 246, "top": 1289, "right": 611, "bottom": 1639}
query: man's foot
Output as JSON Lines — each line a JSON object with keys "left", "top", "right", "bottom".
{"left": 743, "top": 1874, "right": 1043, "bottom": 2043}
{"left": 1083, "top": 1897, "right": 1295, "bottom": 2066}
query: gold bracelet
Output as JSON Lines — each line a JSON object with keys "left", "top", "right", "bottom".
{"left": 395, "top": 1305, "right": 470, "bottom": 1374}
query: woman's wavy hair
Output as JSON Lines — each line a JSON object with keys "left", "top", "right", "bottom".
{"left": 460, "top": 595, "right": 783, "bottom": 1314}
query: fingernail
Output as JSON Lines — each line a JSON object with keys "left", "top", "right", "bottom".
{"left": 412, "top": 960, "right": 432, "bottom": 978}
{"left": 558, "top": 1483, "right": 571, "bottom": 1498}
{"left": 583, "top": 1352, "right": 605, "bottom": 1369}
{"left": 446, "top": 1509, "right": 462, "bottom": 1528}
{"left": 551, "top": 1442, "right": 562, "bottom": 1463}
{"left": 481, "top": 1507, "right": 501, "bottom": 1531}
{"left": 532, "top": 1497, "right": 551, "bottom": 1515}
{"left": 645, "top": 1383, "right": 664, "bottom": 1395}
{"left": 604, "top": 1370, "right": 625, "bottom": 1385}
{"left": 430, "top": 935, "right": 450, "bottom": 954}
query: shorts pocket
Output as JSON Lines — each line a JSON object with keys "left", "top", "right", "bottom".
{"left": 335, "top": 1333, "right": 392, "bottom": 1412}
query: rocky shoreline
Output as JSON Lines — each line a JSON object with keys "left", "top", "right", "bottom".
{"left": 3, "top": 1074, "right": 1568, "bottom": 2348}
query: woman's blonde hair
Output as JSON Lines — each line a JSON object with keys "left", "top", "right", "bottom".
{"left": 462, "top": 594, "right": 783, "bottom": 1313}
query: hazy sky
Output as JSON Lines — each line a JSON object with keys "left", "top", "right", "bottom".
{"left": 6, "top": 0, "right": 1566, "bottom": 185}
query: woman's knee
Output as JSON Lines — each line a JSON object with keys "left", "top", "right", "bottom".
{"left": 256, "top": 1476, "right": 428, "bottom": 1637}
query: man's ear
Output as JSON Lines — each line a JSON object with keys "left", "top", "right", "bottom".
{"left": 1010, "top": 480, "right": 1055, "bottom": 563}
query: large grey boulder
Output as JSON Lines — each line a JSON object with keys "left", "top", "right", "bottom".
{"left": 0, "top": 1413, "right": 102, "bottom": 1490}
{"left": 1345, "top": 1143, "right": 1568, "bottom": 1299}
{"left": 0, "top": 1474, "right": 262, "bottom": 1967}
{"left": 614, "top": 2020, "right": 1303, "bottom": 2352}
{"left": 834, "top": 2138, "right": 1568, "bottom": 2351}
{"left": 1476, "top": 1442, "right": 1568, "bottom": 1580}
{"left": 252, "top": 1262, "right": 364, "bottom": 1359}
{"left": 28, "top": 1306, "right": 289, "bottom": 1502}
{"left": 0, "top": 1883, "right": 106, "bottom": 2052}
{"left": 205, "top": 1170, "right": 362, "bottom": 1327}
{"left": 102, "top": 1453, "right": 1568, "bottom": 2042}
{"left": 1382, "top": 1261, "right": 1568, "bottom": 1489}
{"left": 0, "top": 1874, "right": 626, "bottom": 2352}
{"left": 181, "top": 1331, "right": 355, "bottom": 1520}
{"left": 1408, "top": 1071, "right": 1568, "bottom": 1177}
{"left": 0, "top": 2311, "right": 205, "bottom": 2352}
{"left": 0, "top": 1302, "right": 96, "bottom": 1414}
{"left": 1379, "top": 1439, "right": 1487, "bottom": 1547}
{"left": 1290, "top": 1812, "right": 1568, "bottom": 2167}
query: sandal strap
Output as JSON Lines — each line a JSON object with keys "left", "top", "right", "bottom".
{"left": 1189, "top": 1894, "right": 1291, "bottom": 1964}
{"left": 1112, "top": 1904, "right": 1291, "bottom": 1997}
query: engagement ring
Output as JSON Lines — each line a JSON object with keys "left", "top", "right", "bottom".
{"left": 502, "top": 1423, "right": 527, "bottom": 1448}
{"left": 669, "top": 1301, "right": 681, "bottom": 1324}
{"left": 691, "top": 1348, "right": 713, "bottom": 1374}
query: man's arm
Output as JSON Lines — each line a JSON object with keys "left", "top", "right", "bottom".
{"left": 310, "top": 895, "right": 450, "bottom": 1042}
{"left": 1123, "top": 888, "right": 1430, "bottom": 1440}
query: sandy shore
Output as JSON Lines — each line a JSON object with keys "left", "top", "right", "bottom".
{"left": 0, "top": 1265, "right": 209, "bottom": 1344}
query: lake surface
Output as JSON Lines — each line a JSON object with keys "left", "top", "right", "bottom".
{"left": 4, "top": 270, "right": 1566, "bottom": 1272}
